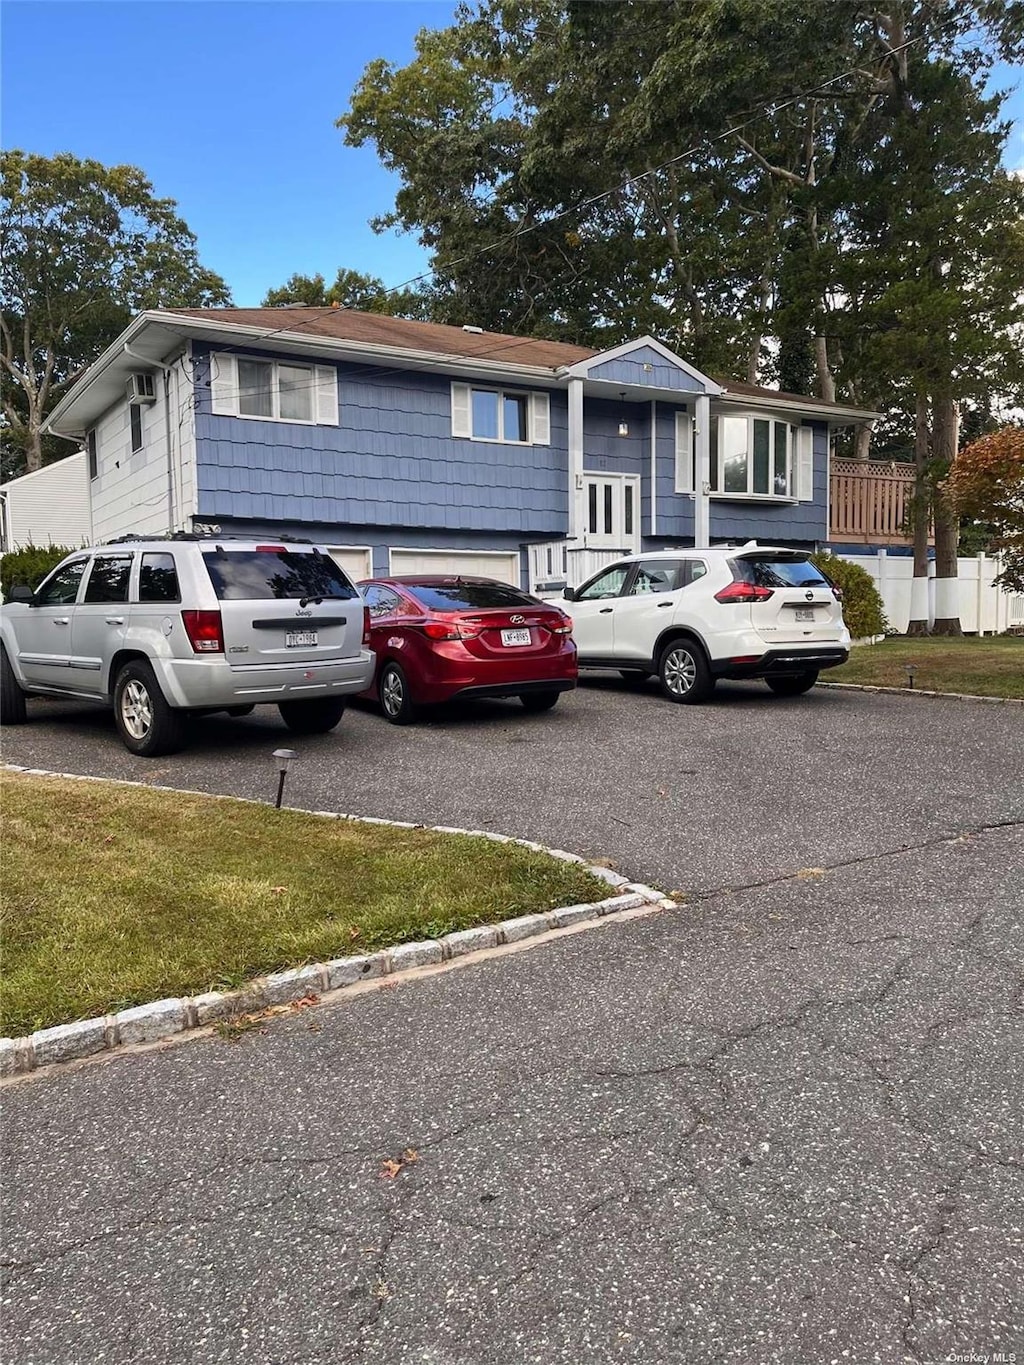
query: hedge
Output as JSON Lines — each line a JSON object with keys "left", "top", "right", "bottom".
{"left": 810, "top": 552, "right": 890, "bottom": 640}
{"left": 0, "top": 544, "right": 75, "bottom": 600}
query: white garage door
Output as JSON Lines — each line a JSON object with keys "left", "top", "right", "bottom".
{"left": 389, "top": 548, "right": 521, "bottom": 586}
{"left": 327, "top": 546, "right": 373, "bottom": 583}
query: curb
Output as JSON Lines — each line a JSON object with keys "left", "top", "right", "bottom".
{"left": 818, "top": 682, "right": 1024, "bottom": 706}
{"left": 0, "top": 765, "right": 676, "bottom": 1078}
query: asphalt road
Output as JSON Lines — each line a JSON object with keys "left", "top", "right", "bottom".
{"left": 2, "top": 678, "right": 1023, "bottom": 1365}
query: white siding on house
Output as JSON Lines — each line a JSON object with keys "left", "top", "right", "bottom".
{"left": 0, "top": 452, "right": 92, "bottom": 550}
{"left": 90, "top": 358, "right": 197, "bottom": 543}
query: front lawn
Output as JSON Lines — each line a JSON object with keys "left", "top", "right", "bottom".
{"left": 0, "top": 771, "right": 609, "bottom": 1036}
{"left": 828, "top": 635, "right": 1024, "bottom": 699}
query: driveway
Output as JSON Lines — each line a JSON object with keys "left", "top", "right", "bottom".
{"left": 2, "top": 679, "right": 1023, "bottom": 1364}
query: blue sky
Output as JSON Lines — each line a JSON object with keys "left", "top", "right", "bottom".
{"left": 3, "top": 0, "right": 1022, "bottom": 309}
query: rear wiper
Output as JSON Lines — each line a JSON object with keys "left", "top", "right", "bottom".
{"left": 299, "top": 595, "right": 324, "bottom": 607}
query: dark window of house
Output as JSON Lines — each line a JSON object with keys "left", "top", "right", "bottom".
{"left": 139, "top": 553, "right": 181, "bottom": 603}
{"left": 87, "top": 431, "right": 98, "bottom": 480}
{"left": 84, "top": 556, "right": 132, "bottom": 604}
{"left": 130, "top": 405, "right": 144, "bottom": 453}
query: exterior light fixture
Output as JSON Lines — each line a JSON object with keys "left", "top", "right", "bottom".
{"left": 272, "top": 748, "right": 297, "bottom": 808}
{"left": 618, "top": 421, "right": 630, "bottom": 437}
{"left": 904, "top": 665, "right": 916, "bottom": 690}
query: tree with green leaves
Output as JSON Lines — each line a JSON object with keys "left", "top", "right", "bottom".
{"left": 1, "top": 151, "right": 231, "bottom": 477}
{"left": 260, "top": 266, "right": 432, "bottom": 319}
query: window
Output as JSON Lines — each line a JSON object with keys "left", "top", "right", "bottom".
{"left": 364, "top": 585, "right": 401, "bottom": 618}
{"left": 406, "top": 582, "right": 537, "bottom": 612}
{"left": 200, "top": 548, "right": 358, "bottom": 601}
{"left": 577, "top": 565, "right": 631, "bottom": 601}
{"left": 627, "top": 560, "right": 683, "bottom": 595}
{"left": 212, "top": 354, "right": 338, "bottom": 424}
{"left": 130, "top": 405, "right": 144, "bottom": 453}
{"left": 452, "top": 383, "right": 548, "bottom": 444}
{"left": 708, "top": 415, "right": 801, "bottom": 497}
{"left": 84, "top": 556, "right": 132, "bottom": 604}
{"left": 139, "top": 553, "right": 180, "bottom": 603}
{"left": 87, "top": 431, "right": 98, "bottom": 481}
{"left": 733, "top": 554, "right": 830, "bottom": 589}
{"left": 34, "top": 559, "right": 87, "bottom": 606}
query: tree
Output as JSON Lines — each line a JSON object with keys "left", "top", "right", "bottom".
{"left": 260, "top": 266, "right": 433, "bottom": 319}
{"left": 947, "top": 426, "right": 1024, "bottom": 593}
{"left": 1, "top": 151, "right": 231, "bottom": 476}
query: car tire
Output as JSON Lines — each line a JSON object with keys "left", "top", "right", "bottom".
{"left": 277, "top": 698, "right": 346, "bottom": 734}
{"left": 114, "top": 660, "right": 189, "bottom": 757}
{"left": 519, "top": 689, "right": 560, "bottom": 713}
{"left": 658, "top": 638, "right": 715, "bottom": 704}
{"left": 0, "top": 645, "right": 27, "bottom": 725}
{"left": 378, "top": 661, "right": 418, "bottom": 726}
{"left": 766, "top": 671, "right": 819, "bottom": 697}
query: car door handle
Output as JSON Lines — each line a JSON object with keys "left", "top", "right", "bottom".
{"left": 599, "top": 607, "right": 614, "bottom": 614}
{"left": 657, "top": 601, "right": 673, "bottom": 608}
{"left": 105, "top": 616, "right": 125, "bottom": 625}
{"left": 52, "top": 617, "right": 70, "bottom": 626}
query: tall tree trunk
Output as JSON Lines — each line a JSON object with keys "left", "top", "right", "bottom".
{"left": 931, "top": 394, "right": 962, "bottom": 636}
{"left": 852, "top": 423, "right": 872, "bottom": 461}
{"left": 906, "top": 393, "right": 931, "bottom": 636}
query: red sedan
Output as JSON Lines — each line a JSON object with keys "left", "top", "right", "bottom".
{"left": 357, "top": 575, "right": 577, "bottom": 724}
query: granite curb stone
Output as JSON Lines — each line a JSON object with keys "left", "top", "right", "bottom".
{"left": 1, "top": 764, "right": 676, "bottom": 1076}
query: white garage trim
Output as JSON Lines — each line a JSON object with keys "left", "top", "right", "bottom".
{"left": 388, "top": 546, "right": 521, "bottom": 587}
{"left": 326, "top": 545, "right": 373, "bottom": 581}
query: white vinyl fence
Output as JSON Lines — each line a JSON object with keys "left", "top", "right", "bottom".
{"left": 833, "top": 550, "right": 1024, "bottom": 635}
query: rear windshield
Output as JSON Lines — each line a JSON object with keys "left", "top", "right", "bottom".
{"left": 733, "top": 555, "right": 830, "bottom": 589}
{"left": 406, "top": 582, "right": 538, "bottom": 612}
{"left": 201, "top": 549, "right": 358, "bottom": 601}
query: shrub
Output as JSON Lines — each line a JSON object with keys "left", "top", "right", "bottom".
{"left": 810, "top": 552, "right": 890, "bottom": 640}
{"left": 0, "top": 544, "right": 75, "bottom": 600}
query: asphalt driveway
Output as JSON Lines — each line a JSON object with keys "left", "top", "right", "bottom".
{"left": 2, "top": 678, "right": 1023, "bottom": 1364}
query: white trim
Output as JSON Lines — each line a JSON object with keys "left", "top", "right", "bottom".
{"left": 710, "top": 412, "right": 798, "bottom": 499}
{"left": 387, "top": 547, "right": 521, "bottom": 562}
{"left": 649, "top": 399, "right": 657, "bottom": 535}
{"left": 565, "top": 335, "right": 724, "bottom": 394}
{"left": 457, "top": 383, "right": 537, "bottom": 445}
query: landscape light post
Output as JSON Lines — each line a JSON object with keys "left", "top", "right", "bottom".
{"left": 272, "top": 749, "right": 296, "bottom": 808}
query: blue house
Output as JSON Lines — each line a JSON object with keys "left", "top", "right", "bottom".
{"left": 44, "top": 307, "right": 879, "bottom": 590}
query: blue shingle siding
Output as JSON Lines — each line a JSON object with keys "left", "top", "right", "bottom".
{"left": 192, "top": 344, "right": 568, "bottom": 536}
{"left": 587, "top": 346, "right": 706, "bottom": 393}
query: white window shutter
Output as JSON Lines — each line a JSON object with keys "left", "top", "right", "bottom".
{"left": 315, "top": 366, "right": 339, "bottom": 425}
{"left": 796, "top": 425, "right": 814, "bottom": 501}
{"left": 530, "top": 391, "right": 550, "bottom": 445}
{"left": 451, "top": 382, "right": 472, "bottom": 438}
{"left": 675, "top": 411, "right": 693, "bottom": 492}
{"left": 210, "top": 353, "right": 237, "bottom": 415}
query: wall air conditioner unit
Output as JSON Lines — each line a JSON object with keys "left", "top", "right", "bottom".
{"left": 126, "top": 372, "right": 157, "bottom": 405}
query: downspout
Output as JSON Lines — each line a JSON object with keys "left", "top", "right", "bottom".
{"left": 649, "top": 399, "right": 657, "bottom": 540}
{"left": 568, "top": 378, "right": 584, "bottom": 548}
{"left": 124, "top": 345, "right": 175, "bottom": 534}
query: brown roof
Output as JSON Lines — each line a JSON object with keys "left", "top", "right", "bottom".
{"left": 169, "top": 307, "right": 595, "bottom": 371}
{"left": 168, "top": 307, "right": 859, "bottom": 411}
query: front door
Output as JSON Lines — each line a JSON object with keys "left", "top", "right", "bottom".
{"left": 580, "top": 474, "right": 641, "bottom": 553}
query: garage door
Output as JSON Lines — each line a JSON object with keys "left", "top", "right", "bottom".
{"left": 327, "top": 546, "right": 372, "bottom": 583}
{"left": 388, "top": 548, "right": 521, "bottom": 587}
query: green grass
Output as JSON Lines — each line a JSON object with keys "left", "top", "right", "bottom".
{"left": 828, "top": 635, "right": 1024, "bottom": 699}
{"left": 0, "top": 772, "right": 610, "bottom": 1036}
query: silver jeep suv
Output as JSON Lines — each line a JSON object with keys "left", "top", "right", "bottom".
{"left": 0, "top": 536, "right": 375, "bottom": 756}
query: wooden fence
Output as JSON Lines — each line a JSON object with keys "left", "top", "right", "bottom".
{"left": 829, "top": 458, "right": 925, "bottom": 546}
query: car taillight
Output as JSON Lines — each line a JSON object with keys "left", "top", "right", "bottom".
{"left": 831, "top": 585, "right": 844, "bottom": 602}
{"left": 420, "top": 619, "right": 480, "bottom": 641}
{"left": 551, "top": 613, "right": 573, "bottom": 634}
{"left": 362, "top": 604, "right": 371, "bottom": 646}
{"left": 181, "top": 609, "right": 224, "bottom": 653}
{"left": 713, "top": 582, "right": 775, "bottom": 604}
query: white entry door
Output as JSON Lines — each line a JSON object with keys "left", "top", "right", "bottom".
{"left": 580, "top": 474, "right": 640, "bottom": 552}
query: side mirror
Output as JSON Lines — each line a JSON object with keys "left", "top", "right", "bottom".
{"left": 562, "top": 587, "right": 576, "bottom": 602}
{"left": 8, "top": 585, "right": 34, "bottom": 604}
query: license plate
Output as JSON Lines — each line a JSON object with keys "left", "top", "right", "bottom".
{"left": 794, "top": 609, "right": 815, "bottom": 622}
{"left": 286, "top": 630, "right": 318, "bottom": 647}
{"left": 501, "top": 628, "right": 532, "bottom": 647}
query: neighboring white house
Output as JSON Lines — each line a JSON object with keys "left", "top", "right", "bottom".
{"left": 0, "top": 452, "right": 93, "bottom": 553}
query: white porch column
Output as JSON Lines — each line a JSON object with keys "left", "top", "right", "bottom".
{"left": 694, "top": 393, "right": 711, "bottom": 549}
{"left": 568, "top": 377, "right": 584, "bottom": 542}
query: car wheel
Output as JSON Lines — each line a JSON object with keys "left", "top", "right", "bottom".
{"left": 0, "top": 644, "right": 27, "bottom": 725}
{"left": 766, "top": 670, "right": 819, "bottom": 697}
{"left": 225, "top": 705, "right": 255, "bottom": 717}
{"left": 658, "top": 638, "right": 715, "bottom": 704}
{"left": 520, "top": 689, "right": 560, "bottom": 713}
{"left": 114, "top": 660, "right": 188, "bottom": 757}
{"left": 378, "top": 661, "right": 418, "bottom": 725}
{"left": 277, "top": 698, "right": 346, "bottom": 734}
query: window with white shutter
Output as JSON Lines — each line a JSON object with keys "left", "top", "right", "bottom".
{"left": 453, "top": 382, "right": 542, "bottom": 443}
{"left": 530, "top": 391, "right": 550, "bottom": 445}
{"left": 451, "top": 382, "right": 472, "bottom": 438}
{"left": 796, "top": 425, "right": 815, "bottom": 501}
{"left": 315, "top": 366, "right": 339, "bottom": 425}
{"left": 210, "top": 353, "right": 238, "bottom": 415}
{"left": 674, "top": 411, "right": 693, "bottom": 492}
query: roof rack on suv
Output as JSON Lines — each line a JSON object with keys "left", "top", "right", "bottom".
{"left": 101, "top": 532, "right": 314, "bottom": 545}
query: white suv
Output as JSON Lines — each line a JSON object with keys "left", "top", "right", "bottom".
{"left": 564, "top": 543, "right": 850, "bottom": 702}
{"left": 1, "top": 536, "right": 375, "bottom": 756}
